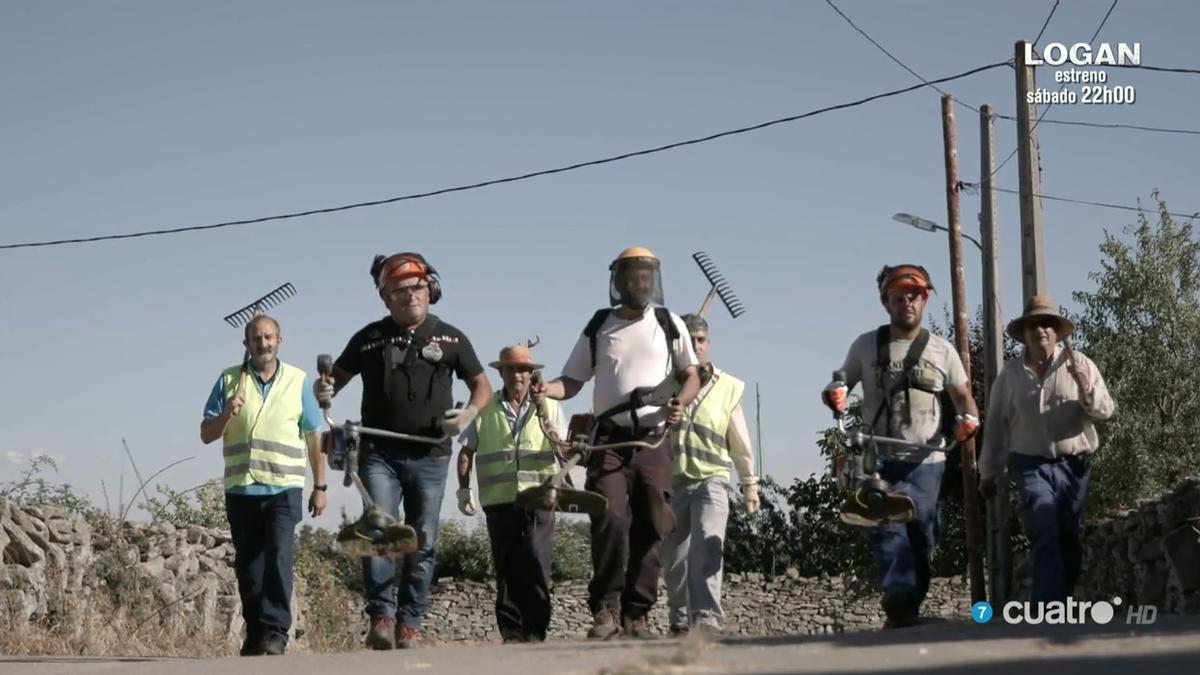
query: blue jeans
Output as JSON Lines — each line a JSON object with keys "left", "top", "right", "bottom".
{"left": 359, "top": 450, "right": 450, "bottom": 629}
{"left": 224, "top": 489, "right": 302, "bottom": 640}
{"left": 867, "top": 459, "right": 945, "bottom": 610}
{"left": 1012, "top": 453, "right": 1090, "bottom": 603}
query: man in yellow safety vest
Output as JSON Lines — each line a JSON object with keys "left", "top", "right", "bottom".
{"left": 662, "top": 314, "right": 759, "bottom": 636}
{"left": 456, "top": 344, "right": 566, "bottom": 643}
{"left": 200, "top": 315, "right": 327, "bottom": 656}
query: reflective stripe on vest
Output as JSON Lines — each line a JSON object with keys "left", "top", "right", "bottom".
{"left": 673, "top": 370, "right": 744, "bottom": 483}
{"left": 473, "top": 393, "right": 559, "bottom": 507}
{"left": 221, "top": 361, "right": 307, "bottom": 491}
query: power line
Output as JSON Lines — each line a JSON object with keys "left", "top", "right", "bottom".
{"left": 1108, "top": 63, "right": 1200, "bottom": 75}
{"left": 0, "top": 60, "right": 1012, "bottom": 251}
{"left": 823, "top": 0, "right": 952, "bottom": 99}
{"left": 990, "top": 114, "right": 1200, "bottom": 137}
{"left": 1033, "top": 0, "right": 1061, "bottom": 49}
{"left": 966, "top": 184, "right": 1199, "bottom": 220}
{"left": 986, "top": 0, "right": 1120, "bottom": 181}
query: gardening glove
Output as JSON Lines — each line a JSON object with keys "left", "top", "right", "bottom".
{"left": 741, "top": 479, "right": 761, "bottom": 515}
{"left": 456, "top": 488, "right": 479, "bottom": 517}
{"left": 314, "top": 376, "right": 334, "bottom": 408}
{"left": 664, "top": 398, "right": 685, "bottom": 425}
{"left": 441, "top": 405, "right": 479, "bottom": 437}
{"left": 954, "top": 412, "right": 980, "bottom": 442}
{"left": 821, "top": 380, "right": 848, "bottom": 415}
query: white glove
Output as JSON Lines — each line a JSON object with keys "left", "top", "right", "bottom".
{"left": 441, "top": 405, "right": 479, "bottom": 437}
{"left": 314, "top": 377, "right": 334, "bottom": 407}
{"left": 456, "top": 488, "right": 479, "bottom": 517}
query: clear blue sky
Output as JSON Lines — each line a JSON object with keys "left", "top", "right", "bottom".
{"left": 2, "top": 1, "right": 1195, "bottom": 530}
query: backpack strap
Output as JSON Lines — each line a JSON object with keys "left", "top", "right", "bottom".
{"left": 870, "top": 326, "right": 931, "bottom": 434}
{"left": 583, "top": 308, "right": 612, "bottom": 370}
{"left": 653, "top": 307, "right": 681, "bottom": 372}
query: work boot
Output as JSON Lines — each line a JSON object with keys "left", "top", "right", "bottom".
{"left": 239, "top": 630, "right": 265, "bottom": 657}
{"left": 587, "top": 608, "right": 621, "bottom": 640}
{"left": 396, "top": 625, "right": 421, "bottom": 649}
{"left": 881, "top": 588, "right": 919, "bottom": 629}
{"left": 668, "top": 624, "right": 690, "bottom": 637}
{"left": 260, "top": 632, "right": 288, "bottom": 656}
{"left": 622, "top": 614, "right": 653, "bottom": 640}
{"left": 365, "top": 616, "right": 396, "bottom": 650}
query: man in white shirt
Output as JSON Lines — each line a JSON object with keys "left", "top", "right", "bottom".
{"left": 979, "top": 296, "right": 1114, "bottom": 603}
{"left": 534, "top": 246, "right": 701, "bottom": 640}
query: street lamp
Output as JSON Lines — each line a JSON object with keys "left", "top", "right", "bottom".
{"left": 892, "top": 212, "right": 983, "bottom": 251}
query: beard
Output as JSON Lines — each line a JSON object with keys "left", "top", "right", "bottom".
{"left": 620, "top": 288, "right": 653, "bottom": 309}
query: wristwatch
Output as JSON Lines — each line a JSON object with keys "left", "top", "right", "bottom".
{"left": 313, "top": 484, "right": 328, "bottom": 492}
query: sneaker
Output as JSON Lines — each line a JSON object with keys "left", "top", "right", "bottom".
{"left": 587, "top": 608, "right": 621, "bottom": 640}
{"left": 396, "top": 625, "right": 421, "bottom": 649}
{"left": 881, "top": 588, "right": 919, "bottom": 628}
{"left": 260, "top": 632, "right": 288, "bottom": 656}
{"left": 622, "top": 614, "right": 653, "bottom": 640}
{"left": 365, "top": 616, "right": 396, "bottom": 650}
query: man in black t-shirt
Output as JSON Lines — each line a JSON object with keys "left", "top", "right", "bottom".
{"left": 315, "top": 252, "right": 492, "bottom": 650}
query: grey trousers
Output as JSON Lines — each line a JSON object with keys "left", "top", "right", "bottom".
{"left": 662, "top": 477, "right": 730, "bottom": 628}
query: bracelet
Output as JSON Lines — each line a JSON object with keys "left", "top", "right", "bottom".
{"left": 312, "top": 484, "right": 328, "bottom": 492}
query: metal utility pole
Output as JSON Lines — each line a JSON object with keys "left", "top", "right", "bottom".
{"left": 941, "top": 94, "right": 986, "bottom": 603}
{"left": 755, "top": 382, "right": 763, "bottom": 477}
{"left": 979, "top": 104, "right": 1011, "bottom": 605}
{"left": 1015, "top": 40, "right": 1047, "bottom": 302}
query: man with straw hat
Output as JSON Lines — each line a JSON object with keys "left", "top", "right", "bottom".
{"left": 456, "top": 343, "right": 566, "bottom": 643}
{"left": 979, "top": 295, "right": 1115, "bottom": 603}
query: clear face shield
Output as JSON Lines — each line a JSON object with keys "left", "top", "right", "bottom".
{"left": 609, "top": 257, "right": 665, "bottom": 308}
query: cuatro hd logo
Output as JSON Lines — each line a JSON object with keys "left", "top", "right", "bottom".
{"left": 971, "top": 598, "right": 1158, "bottom": 625}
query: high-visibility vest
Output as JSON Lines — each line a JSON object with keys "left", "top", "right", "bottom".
{"left": 473, "top": 393, "right": 560, "bottom": 507}
{"left": 673, "top": 369, "right": 744, "bottom": 483}
{"left": 221, "top": 361, "right": 308, "bottom": 491}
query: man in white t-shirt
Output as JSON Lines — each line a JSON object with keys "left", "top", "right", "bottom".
{"left": 821, "top": 264, "right": 980, "bottom": 628}
{"left": 534, "top": 246, "right": 700, "bottom": 640}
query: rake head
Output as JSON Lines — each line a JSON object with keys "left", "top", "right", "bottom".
{"left": 692, "top": 252, "right": 746, "bottom": 319}
{"left": 223, "top": 283, "right": 298, "bottom": 328}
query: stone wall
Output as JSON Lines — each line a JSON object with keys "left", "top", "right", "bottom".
{"left": 5, "top": 478, "right": 1199, "bottom": 651}
{"left": 1076, "top": 476, "right": 1200, "bottom": 613}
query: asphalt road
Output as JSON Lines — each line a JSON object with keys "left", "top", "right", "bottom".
{"left": 5, "top": 616, "right": 1199, "bottom": 675}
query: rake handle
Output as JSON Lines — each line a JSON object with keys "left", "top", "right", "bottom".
{"left": 698, "top": 287, "right": 718, "bottom": 318}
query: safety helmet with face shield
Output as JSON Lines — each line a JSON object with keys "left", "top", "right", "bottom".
{"left": 609, "top": 246, "right": 665, "bottom": 308}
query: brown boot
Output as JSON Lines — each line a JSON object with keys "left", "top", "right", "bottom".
{"left": 396, "top": 625, "right": 421, "bottom": 649}
{"left": 622, "top": 614, "right": 653, "bottom": 640}
{"left": 365, "top": 616, "right": 396, "bottom": 650}
{"left": 587, "top": 608, "right": 620, "bottom": 640}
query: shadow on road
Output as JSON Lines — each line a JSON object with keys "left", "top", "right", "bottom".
{"left": 724, "top": 614, "right": 1200, "bottom": 650}
{"left": 750, "top": 647, "right": 1200, "bottom": 675}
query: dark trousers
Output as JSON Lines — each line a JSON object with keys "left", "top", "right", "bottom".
{"left": 484, "top": 503, "right": 554, "bottom": 640}
{"left": 585, "top": 427, "right": 674, "bottom": 618}
{"left": 867, "top": 460, "right": 945, "bottom": 610}
{"left": 1013, "top": 453, "right": 1091, "bottom": 602}
{"left": 224, "top": 489, "right": 302, "bottom": 640}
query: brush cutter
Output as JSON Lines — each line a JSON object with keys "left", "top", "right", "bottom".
{"left": 513, "top": 372, "right": 678, "bottom": 516}
{"left": 316, "top": 354, "right": 461, "bottom": 559}
{"left": 692, "top": 251, "right": 746, "bottom": 319}
{"left": 221, "top": 283, "right": 297, "bottom": 397}
{"left": 828, "top": 369, "right": 956, "bottom": 528}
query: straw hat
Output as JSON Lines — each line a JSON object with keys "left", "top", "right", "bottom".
{"left": 1006, "top": 295, "right": 1074, "bottom": 341}
{"left": 488, "top": 344, "right": 544, "bottom": 370}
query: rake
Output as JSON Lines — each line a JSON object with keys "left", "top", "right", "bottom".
{"left": 692, "top": 251, "right": 746, "bottom": 319}
{"left": 222, "top": 282, "right": 298, "bottom": 328}
{"left": 222, "top": 282, "right": 298, "bottom": 398}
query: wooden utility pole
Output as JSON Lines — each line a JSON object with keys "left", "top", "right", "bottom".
{"left": 1015, "top": 40, "right": 1047, "bottom": 302}
{"left": 979, "top": 104, "right": 1011, "bottom": 605}
{"left": 941, "top": 94, "right": 986, "bottom": 603}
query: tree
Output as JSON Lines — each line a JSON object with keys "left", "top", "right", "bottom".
{"left": 1069, "top": 192, "right": 1200, "bottom": 515}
